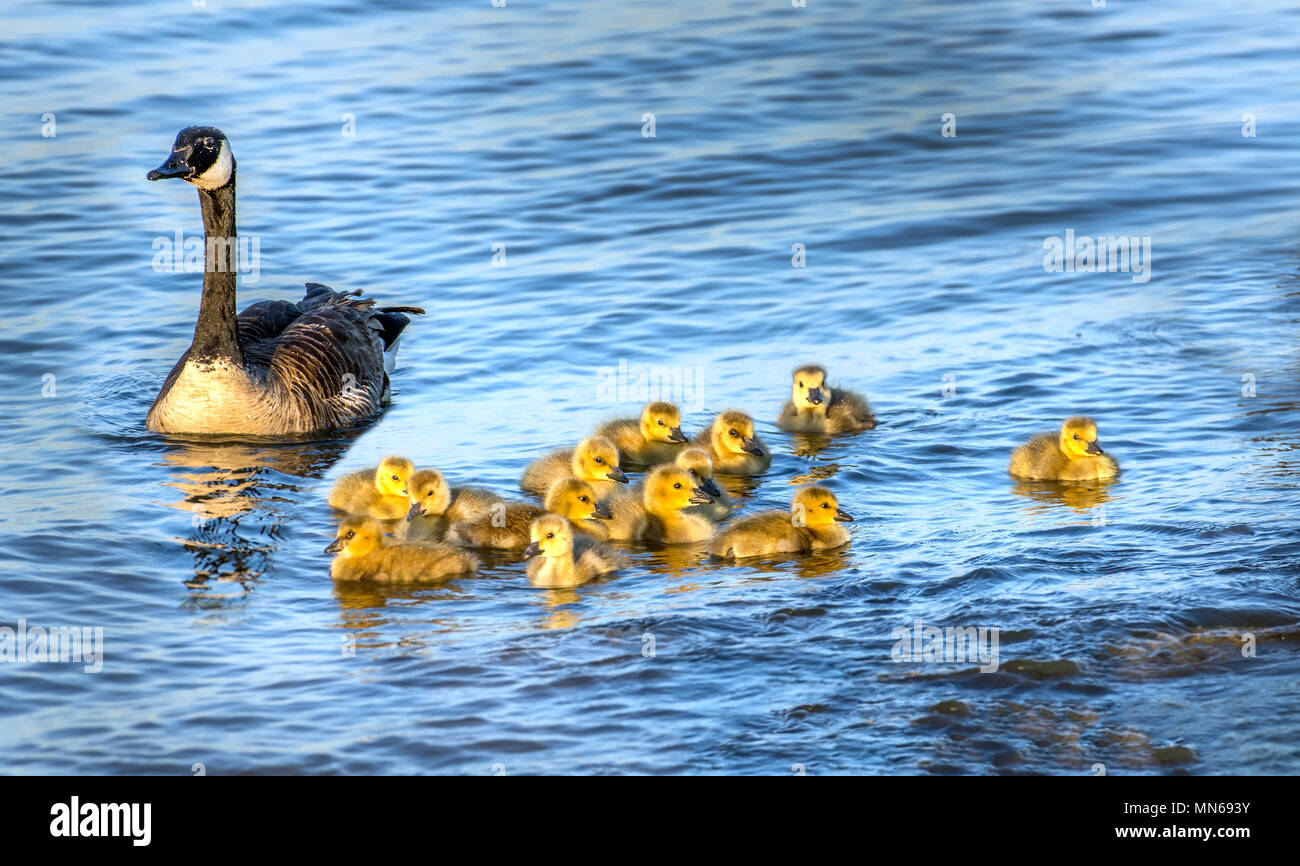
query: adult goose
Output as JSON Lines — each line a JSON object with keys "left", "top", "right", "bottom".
{"left": 145, "top": 126, "right": 424, "bottom": 436}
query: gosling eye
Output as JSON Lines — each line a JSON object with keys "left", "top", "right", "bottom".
{"left": 392, "top": 474, "right": 400, "bottom": 481}
{"left": 798, "top": 380, "right": 804, "bottom": 387}
{"left": 345, "top": 531, "right": 355, "bottom": 539}
{"left": 657, "top": 419, "right": 665, "bottom": 426}
{"left": 579, "top": 496, "right": 589, "bottom": 503}
{"left": 728, "top": 429, "right": 738, "bottom": 437}
{"left": 546, "top": 532, "right": 554, "bottom": 539}
{"left": 425, "top": 490, "right": 434, "bottom": 497}
{"left": 1072, "top": 434, "right": 1080, "bottom": 441}
{"left": 822, "top": 503, "right": 830, "bottom": 508}
{"left": 673, "top": 482, "right": 682, "bottom": 489}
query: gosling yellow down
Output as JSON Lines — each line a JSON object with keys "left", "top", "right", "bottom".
{"left": 326, "top": 515, "right": 480, "bottom": 582}
{"left": 399, "top": 468, "right": 506, "bottom": 542}
{"left": 594, "top": 401, "right": 689, "bottom": 466}
{"left": 328, "top": 455, "right": 415, "bottom": 519}
{"left": 1008, "top": 416, "right": 1120, "bottom": 481}
{"left": 776, "top": 364, "right": 875, "bottom": 434}
{"left": 605, "top": 465, "right": 717, "bottom": 543}
{"left": 675, "top": 446, "right": 732, "bottom": 522}
{"left": 523, "top": 513, "right": 625, "bottom": 588}
{"left": 445, "top": 478, "right": 612, "bottom": 549}
{"left": 710, "top": 486, "right": 853, "bottom": 558}
{"left": 520, "top": 435, "right": 629, "bottom": 499}
{"left": 693, "top": 410, "right": 771, "bottom": 475}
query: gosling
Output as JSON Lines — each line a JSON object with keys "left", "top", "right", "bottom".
{"left": 325, "top": 516, "right": 480, "bottom": 582}
{"left": 594, "top": 401, "right": 688, "bottom": 466}
{"left": 520, "top": 435, "right": 629, "bottom": 499}
{"left": 1008, "top": 416, "right": 1120, "bottom": 481}
{"left": 328, "top": 455, "right": 415, "bottom": 520}
{"left": 675, "top": 447, "right": 731, "bottom": 522}
{"left": 523, "top": 513, "right": 625, "bottom": 588}
{"left": 400, "top": 468, "right": 505, "bottom": 542}
{"left": 605, "top": 465, "right": 717, "bottom": 543}
{"left": 693, "top": 410, "right": 771, "bottom": 475}
{"left": 710, "top": 486, "right": 853, "bottom": 559}
{"left": 445, "top": 478, "right": 612, "bottom": 549}
{"left": 776, "top": 364, "right": 875, "bottom": 434}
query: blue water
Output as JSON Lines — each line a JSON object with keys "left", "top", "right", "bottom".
{"left": 1, "top": 0, "right": 1297, "bottom": 774}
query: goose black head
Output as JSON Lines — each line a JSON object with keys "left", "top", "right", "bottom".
{"left": 148, "top": 126, "right": 234, "bottom": 190}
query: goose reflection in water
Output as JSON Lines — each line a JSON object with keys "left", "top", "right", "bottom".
{"left": 158, "top": 432, "right": 359, "bottom": 590}
{"left": 1010, "top": 479, "right": 1118, "bottom": 519}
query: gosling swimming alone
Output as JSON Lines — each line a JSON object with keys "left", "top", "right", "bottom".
{"left": 1008, "top": 416, "right": 1119, "bottom": 481}
{"left": 445, "top": 478, "right": 611, "bottom": 549}
{"left": 522, "top": 514, "right": 625, "bottom": 588}
{"left": 710, "top": 486, "right": 853, "bottom": 559}
{"left": 593, "top": 402, "right": 689, "bottom": 466}
{"left": 520, "top": 435, "right": 629, "bottom": 499}
{"left": 693, "top": 410, "right": 771, "bottom": 475}
{"left": 328, "top": 456, "right": 415, "bottom": 520}
{"left": 776, "top": 364, "right": 876, "bottom": 434}
{"left": 326, "top": 516, "right": 480, "bottom": 582}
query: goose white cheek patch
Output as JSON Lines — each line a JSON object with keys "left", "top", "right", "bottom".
{"left": 191, "top": 140, "right": 233, "bottom": 190}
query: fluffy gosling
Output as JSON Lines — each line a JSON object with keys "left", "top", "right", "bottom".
{"left": 693, "top": 410, "right": 771, "bottom": 475}
{"left": 523, "top": 513, "right": 625, "bottom": 588}
{"left": 776, "top": 364, "right": 875, "bottom": 434}
{"left": 1008, "top": 416, "right": 1119, "bottom": 481}
{"left": 445, "top": 478, "right": 612, "bottom": 549}
{"left": 605, "top": 465, "right": 717, "bottom": 543}
{"left": 327, "top": 455, "right": 415, "bottom": 520}
{"left": 520, "top": 435, "right": 629, "bottom": 499}
{"left": 594, "top": 401, "right": 689, "bottom": 466}
{"left": 326, "top": 516, "right": 480, "bottom": 582}
{"left": 399, "top": 468, "right": 505, "bottom": 542}
{"left": 710, "top": 486, "right": 853, "bottom": 559}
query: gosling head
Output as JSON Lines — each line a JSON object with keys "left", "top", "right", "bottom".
{"left": 148, "top": 126, "right": 235, "bottom": 191}
{"left": 674, "top": 447, "right": 723, "bottom": 499}
{"left": 522, "top": 514, "right": 574, "bottom": 561}
{"left": 571, "top": 436, "right": 628, "bottom": 485}
{"left": 644, "top": 465, "right": 715, "bottom": 513}
{"left": 791, "top": 364, "right": 830, "bottom": 411}
{"left": 325, "top": 516, "right": 384, "bottom": 557}
{"left": 709, "top": 410, "right": 765, "bottom": 457}
{"left": 406, "top": 468, "right": 452, "bottom": 520}
{"left": 544, "top": 478, "right": 612, "bottom": 521}
{"left": 1059, "top": 416, "right": 1105, "bottom": 459}
{"left": 639, "top": 402, "right": 687, "bottom": 444}
{"left": 373, "top": 456, "right": 415, "bottom": 499}
{"left": 791, "top": 486, "right": 854, "bottom": 527}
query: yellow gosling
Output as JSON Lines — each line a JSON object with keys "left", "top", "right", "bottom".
{"left": 327, "top": 455, "right": 415, "bottom": 519}
{"left": 523, "top": 513, "right": 625, "bottom": 589}
{"left": 445, "top": 478, "right": 611, "bottom": 549}
{"left": 675, "top": 446, "right": 732, "bottom": 522}
{"left": 606, "top": 465, "right": 717, "bottom": 543}
{"left": 399, "top": 468, "right": 506, "bottom": 542}
{"left": 1008, "top": 416, "right": 1120, "bottom": 481}
{"left": 520, "top": 435, "right": 629, "bottom": 499}
{"left": 710, "top": 486, "right": 853, "bottom": 558}
{"left": 325, "top": 516, "right": 480, "bottom": 582}
{"left": 594, "top": 401, "right": 688, "bottom": 466}
{"left": 692, "top": 409, "right": 771, "bottom": 475}
{"left": 776, "top": 364, "right": 875, "bottom": 434}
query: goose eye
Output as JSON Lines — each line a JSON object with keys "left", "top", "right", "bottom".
{"left": 798, "top": 380, "right": 803, "bottom": 387}
{"left": 673, "top": 482, "right": 682, "bottom": 489}
{"left": 425, "top": 490, "right": 434, "bottom": 497}
{"left": 546, "top": 532, "right": 554, "bottom": 539}
{"left": 594, "top": 457, "right": 604, "bottom": 464}
{"left": 822, "top": 503, "right": 829, "bottom": 508}
{"left": 657, "top": 419, "right": 665, "bottom": 426}
{"left": 392, "top": 474, "right": 400, "bottom": 480}
{"left": 203, "top": 136, "right": 215, "bottom": 148}
{"left": 1072, "top": 434, "right": 1080, "bottom": 441}
{"left": 345, "top": 531, "right": 355, "bottom": 539}
{"left": 579, "top": 496, "right": 589, "bottom": 503}
{"left": 728, "top": 429, "right": 738, "bottom": 437}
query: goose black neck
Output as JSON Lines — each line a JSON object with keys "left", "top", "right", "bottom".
{"left": 192, "top": 168, "right": 242, "bottom": 364}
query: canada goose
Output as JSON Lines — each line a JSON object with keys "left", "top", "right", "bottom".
{"left": 522, "top": 513, "right": 625, "bottom": 588}
{"left": 646, "top": 447, "right": 730, "bottom": 522}
{"left": 399, "top": 468, "right": 506, "bottom": 542}
{"left": 776, "top": 364, "right": 876, "bottom": 434}
{"left": 710, "top": 486, "right": 853, "bottom": 558}
{"left": 325, "top": 516, "right": 480, "bottom": 582}
{"left": 145, "top": 126, "right": 424, "bottom": 435}
{"left": 606, "top": 465, "right": 717, "bottom": 543}
{"left": 693, "top": 410, "right": 771, "bottom": 475}
{"left": 328, "top": 455, "right": 414, "bottom": 519}
{"left": 520, "top": 435, "right": 629, "bottom": 499}
{"left": 445, "top": 478, "right": 612, "bottom": 549}
{"left": 594, "top": 402, "right": 688, "bottom": 466}
{"left": 1009, "top": 416, "right": 1120, "bottom": 481}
